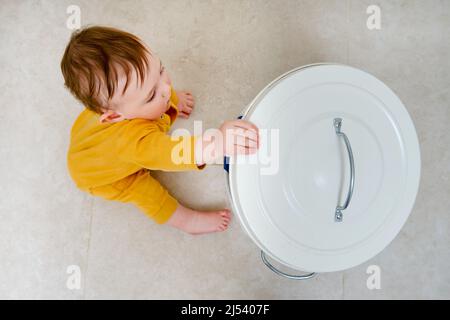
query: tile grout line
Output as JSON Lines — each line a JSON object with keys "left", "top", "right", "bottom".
{"left": 346, "top": 0, "right": 350, "bottom": 65}
{"left": 342, "top": 272, "right": 345, "bottom": 299}
{"left": 82, "top": 197, "right": 95, "bottom": 300}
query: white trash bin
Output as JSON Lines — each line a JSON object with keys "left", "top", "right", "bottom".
{"left": 224, "top": 63, "right": 421, "bottom": 280}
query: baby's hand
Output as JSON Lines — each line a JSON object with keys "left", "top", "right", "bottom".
{"left": 194, "top": 119, "right": 260, "bottom": 166}
{"left": 176, "top": 91, "right": 195, "bottom": 118}
{"left": 219, "top": 119, "right": 259, "bottom": 156}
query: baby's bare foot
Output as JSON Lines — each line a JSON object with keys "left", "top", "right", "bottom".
{"left": 166, "top": 204, "right": 232, "bottom": 235}
{"left": 187, "top": 209, "right": 232, "bottom": 235}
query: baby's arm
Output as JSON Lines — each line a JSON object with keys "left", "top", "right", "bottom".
{"left": 116, "top": 122, "right": 204, "bottom": 171}
{"left": 116, "top": 119, "right": 259, "bottom": 171}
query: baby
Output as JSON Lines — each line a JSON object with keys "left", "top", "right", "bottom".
{"left": 61, "top": 26, "right": 259, "bottom": 235}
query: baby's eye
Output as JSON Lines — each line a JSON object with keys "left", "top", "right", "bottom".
{"left": 146, "top": 63, "right": 164, "bottom": 103}
{"left": 146, "top": 91, "right": 155, "bottom": 103}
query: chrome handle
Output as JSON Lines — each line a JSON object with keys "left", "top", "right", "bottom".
{"left": 333, "top": 118, "right": 355, "bottom": 222}
{"left": 260, "top": 251, "right": 316, "bottom": 280}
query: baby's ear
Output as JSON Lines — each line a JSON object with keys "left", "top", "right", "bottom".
{"left": 99, "top": 110, "right": 125, "bottom": 123}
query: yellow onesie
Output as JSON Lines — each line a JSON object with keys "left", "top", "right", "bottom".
{"left": 67, "top": 87, "right": 206, "bottom": 224}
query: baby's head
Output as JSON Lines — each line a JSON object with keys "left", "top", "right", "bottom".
{"left": 61, "top": 26, "right": 172, "bottom": 123}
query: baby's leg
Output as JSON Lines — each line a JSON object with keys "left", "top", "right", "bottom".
{"left": 165, "top": 203, "right": 232, "bottom": 235}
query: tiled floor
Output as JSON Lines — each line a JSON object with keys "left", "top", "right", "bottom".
{"left": 0, "top": 0, "right": 448, "bottom": 299}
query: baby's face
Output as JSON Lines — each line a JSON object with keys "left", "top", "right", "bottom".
{"left": 100, "top": 52, "right": 172, "bottom": 123}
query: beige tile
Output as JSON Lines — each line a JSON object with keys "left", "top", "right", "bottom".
{"left": 84, "top": 175, "right": 343, "bottom": 299}
{"left": 342, "top": 0, "right": 450, "bottom": 299}
{"left": 0, "top": 0, "right": 93, "bottom": 299}
{"left": 0, "top": 0, "right": 448, "bottom": 299}
{"left": 347, "top": 0, "right": 450, "bottom": 102}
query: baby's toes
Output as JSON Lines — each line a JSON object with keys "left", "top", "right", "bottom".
{"left": 218, "top": 222, "right": 229, "bottom": 232}
{"left": 221, "top": 211, "right": 231, "bottom": 224}
{"left": 220, "top": 209, "right": 232, "bottom": 219}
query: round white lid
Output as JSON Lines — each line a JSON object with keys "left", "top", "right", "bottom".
{"left": 228, "top": 64, "right": 421, "bottom": 273}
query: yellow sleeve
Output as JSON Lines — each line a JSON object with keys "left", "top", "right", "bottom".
{"left": 116, "top": 121, "right": 206, "bottom": 171}
{"left": 170, "top": 86, "right": 179, "bottom": 106}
